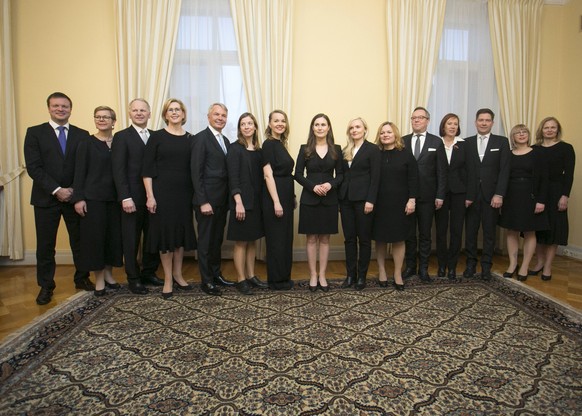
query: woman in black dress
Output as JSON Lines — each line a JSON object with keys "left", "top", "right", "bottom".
{"left": 499, "top": 124, "right": 548, "bottom": 281}
{"left": 295, "top": 113, "right": 343, "bottom": 292}
{"left": 434, "top": 113, "right": 475, "bottom": 279}
{"left": 262, "top": 110, "right": 295, "bottom": 290}
{"left": 143, "top": 99, "right": 196, "bottom": 299}
{"left": 339, "top": 117, "right": 381, "bottom": 290}
{"left": 529, "top": 117, "right": 575, "bottom": 281}
{"left": 372, "top": 122, "right": 418, "bottom": 290}
{"left": 72, "top": 106, "right": 122, "bottom": 296}
{"left": 226, "top": 113, "right": 267, "bottom": 295}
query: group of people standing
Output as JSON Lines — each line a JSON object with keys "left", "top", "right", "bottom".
{"left": 24, "top": 92, "right": 575, "bottom": 305}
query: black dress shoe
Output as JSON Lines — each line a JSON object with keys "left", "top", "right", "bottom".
{"left": 418, "top": 270, "right": 433, "bottom": 282}
{"left": 437, "top": 267, "right": 446, "bottom": 278}
{"left": 463, "top": 266, "right": 476, "bottom": 278}
{"left": 341, "top": 276, "right": 354, "bottom": 288}
{"left": 141, "top": 274, "right": 164, "bottom": 286}
{"left": 105, "top": 282, "right": 121, "bottom": 289}
{"left": 94, "top": 289, "right": 106, "bottom": 297}
{"left": 75, "top": 277, "right": 96, "bottom": 291}
{"left": 246, "top": 276, "right": 268, "bottom": 288}
{"left": 36, "top": 287, "right": 53, "bottom": 305}
{"left": 481, "top": 270, "right": 492, "bottom": 281}
{"left": 447, "top": 270, "right": 456, "bottom": 280}
{"left": 402, "top": 267, "right": 417, "bottom": 279}
{"left": 201, "top": 282, "right": 222, "bottom": 296}
{"left": 392, "top": 282, "right": 405, "bottom": 291}
{"left": 236, "top": 280, "right": 253, "bottom": 295}
{"left": 355, "top": 277, "right": 366, "bottom": 290}
{"left": 128, "top": 280, "right": 148, "bottom": 295}
{"left": 162, "top": 291, "right": 173, "bottom": 300}
{"left": 214, "top": 275, "right": 235, "bottom": 287}
{"left": 378, "top": 279, "right": 388, "bottom": 287}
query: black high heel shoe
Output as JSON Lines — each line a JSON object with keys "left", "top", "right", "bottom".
{"left": 94, "top": 288, "right": 106, "bottom": 297}
{"left": 162, "top": 291, "right": 173, "bottom": 299}
{"left": 503, "top": 267, "right": 517, "bottom": 278}
{"left": 378, "top": 279, "right": 388, "bottom": 287}
{"left": 173, "top": 277, "right": 194, "bottom": 291}
{"left": 318, "top": 277, "right": 330, "bottom": 292}
{"left": 516, "top": 274, "right": 528, "bottom": 281}
{"left": 528, "top": 267, "right": 543, "bottom": 276}
{"left": 105, "top": 282, "right": 121, "bottom": 289}
{"left": 392, "top": 281, "right": 405, "bottom": 291}
{"left": 309, "top": 284, "right": 318, "bottom": 292}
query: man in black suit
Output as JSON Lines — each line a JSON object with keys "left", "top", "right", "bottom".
{"left": 191, "top": 103, "right": 235, "bottom": 296}
{"left": 23, "top": 92, "right": 94, "bottom": 305}
{"left": 463, "top": 108, "right": 510, "bottom": 280}
{"left": 402, "top": 107, "right": 447, "bottom": 282}
{"left": 111, "top": 98, "right": 163, "bottom": 294}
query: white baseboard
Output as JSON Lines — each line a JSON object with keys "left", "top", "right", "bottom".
{"left": 557, "top": 244, "right": 582, "bottom": 261}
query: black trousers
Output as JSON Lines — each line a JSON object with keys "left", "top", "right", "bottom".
{"left": 435, "top": 192, "right": 466, "bottom": 272}
{"left": 195, "top": 204, "right": 228, "bottom": 285}
{"left": 33, "top": 203, "right": 88, "bottom": 289}
{"left": 263, "top": 200, "right": 294, "bottom": 286}
{"left": 405, "top": 200, "right": 435, "bottom": 271}
{"left": 464, "top": 193, "right": 499, "bottom": 270}
{"left": 340, "top": 200, "right": 374, "bottom": 280}
{"left": 120, "top": 204, "right": 160, "bottom": 281}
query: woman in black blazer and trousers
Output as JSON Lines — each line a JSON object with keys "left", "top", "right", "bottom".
{"left": 434, "top": 114, "right": 475, "bottom": 279}
{"left": 226, "top": 113, "right": 267, "bottom": 294}
{"left": 339, "top": 117, "right": 381, "bottom": 290}
{"left": 295, "top": 114, "right": 343, "bottom": 292}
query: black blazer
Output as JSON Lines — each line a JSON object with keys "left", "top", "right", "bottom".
{"left": 339, "top": 140, "right": 381, "bottom": 204}
{"left": 295, "top": 144, "right": 343, "bottom": 206}
{"left": 465, "top": 133, "right": 511, "bottom": 201}
{"left": 71, "top": 136, "right": 116, "bottom": 202}
{"left": 226, "top": 141, "right": 262, "bottom": 210}
{"left": 24, "top": 122, "right": 89, "bottom": 207}
{"left": 111, "top": 126, "right": 149, "bottom": 205}
{"left": 403, "top": 132, "right": 447, "bottom": 202}
{"left": 191, "top": 127, "right": 230, "bottom": 207}
{"left": 445, "top": 139, "right": 476, "bottom": 201}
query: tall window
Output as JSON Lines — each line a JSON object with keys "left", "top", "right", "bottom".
{"left": 169, "top": 0, "right": 247, "bottom": 139}
{"left": 427, "top": 0, "right": 504, "bottom": 136}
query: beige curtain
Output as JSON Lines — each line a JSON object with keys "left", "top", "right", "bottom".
{"left": 0, "top": 0, "right": 24, "bottom": 260}
{"left": 114, "top": 0, "right": 182, "bottom": 128}
{"left": 386, "top": 0, "right": 447, "bottom": 131}
{"left": 488, "top": 0, "right": 544, "bottom": 133}
{"left": 229, "top": 0, "right": 294, "bottom": 136}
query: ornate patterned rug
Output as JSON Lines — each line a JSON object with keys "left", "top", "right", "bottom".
{"left": 1, "top": 277, "right": 581, "bottom": 415}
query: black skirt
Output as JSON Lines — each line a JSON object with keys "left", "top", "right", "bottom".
{"left": 298, "top": 203, "right": 339, "bottom": 235}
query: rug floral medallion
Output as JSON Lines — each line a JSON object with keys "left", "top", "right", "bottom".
{"left": 0, "top": 278, "right": 580, "bottom": 415}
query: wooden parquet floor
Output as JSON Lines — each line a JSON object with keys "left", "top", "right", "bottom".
{"left": 1, "top": 254, "right": 581, "bottom": 342}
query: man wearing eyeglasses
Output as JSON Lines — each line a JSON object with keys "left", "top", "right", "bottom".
{"left": 24, "top": 92, "right": 93, "bottom": 305}
{"left": 402, "top": 106, "right": 447, "bottom": 282}
{"left": 111, "top": 98, "right": 163, "bottom": 294}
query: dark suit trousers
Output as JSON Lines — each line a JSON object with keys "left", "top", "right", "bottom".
{"left": 435, "top": 192, "right": 466, "bottom": 271}
{"left": 196, "top": 204, "right": 228, "bottom": 284}
{"left": 34, "top": 204, "right": 88, "bottom": 289}
{"left": 340, "top": 200, "right": 373, "bottom": 279}
{"left": 121, "top": 204, "right": 160, "bottom": 280}
{"left": 464, "top": 193, "right": 499, "bottom": 269}
{"left": 405, "top": 201, "right": 435, "bottom": 271}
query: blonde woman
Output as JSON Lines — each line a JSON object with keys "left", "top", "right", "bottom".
{"left": 338, "top": 117, "right": 381, "bottom": 290}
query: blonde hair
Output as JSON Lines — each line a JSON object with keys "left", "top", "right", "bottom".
{"left": 509, "top": 124, "right": 530, "bottom": 148}
{"left": 265, "top": 110, "right": 290, "bottom": 147}
{"left": 342, "top": 117, "right": 368, "bottom": 161}
{"left": 535, "top": 116, "right": 562, "bottom": 145}
{"left": 374, "top": 121, "right": 404, "bottom": 150}
{"left": 161, "top": 98, "right": 187, "bottom": 125}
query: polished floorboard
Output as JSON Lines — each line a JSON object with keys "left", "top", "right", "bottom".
{"left": 1, "top": 254, "right": 581, "bottom": 342}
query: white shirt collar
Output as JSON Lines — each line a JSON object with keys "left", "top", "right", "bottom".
{"left": 49, "top": 120, "right": 70, "bottom": 131}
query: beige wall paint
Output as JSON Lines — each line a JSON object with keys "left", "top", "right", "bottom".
{"left": 9, "top": 0, "right": 581, "bottom": 261}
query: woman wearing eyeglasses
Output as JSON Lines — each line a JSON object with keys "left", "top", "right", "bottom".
{"left": 72, "top": 106, "right": 122, "bottom": 296}
{"left": 143, "top": 98, "right": 197, "bottom": 299}
{"left": 498, "top": 124, "right": 549, "bottom": 281}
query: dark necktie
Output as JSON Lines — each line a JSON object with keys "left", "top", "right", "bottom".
{"left": 413, "top": 134, "right": 421, "bottom": 159}
{"left": 57, "top": 126, "right": 67, "bottom": 154}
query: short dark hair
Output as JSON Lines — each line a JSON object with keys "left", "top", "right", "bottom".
{"left": 46, "top": 92, "right": 72, "bottom": 108}
{"left": 476, "top": 108, "right": 494, "bottom": 120}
